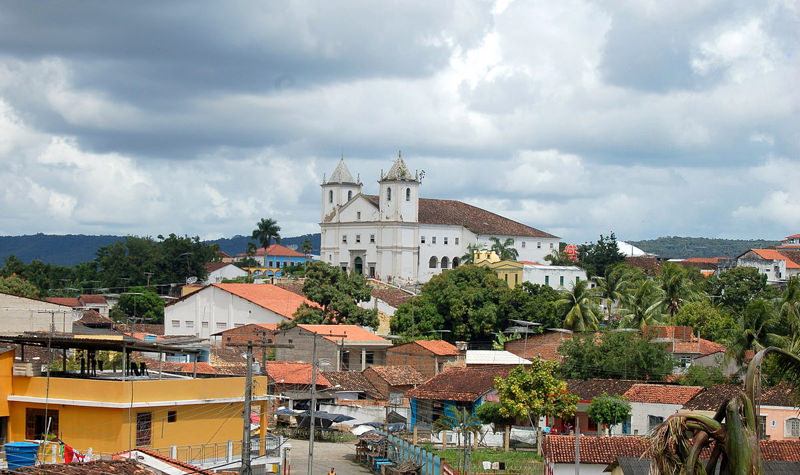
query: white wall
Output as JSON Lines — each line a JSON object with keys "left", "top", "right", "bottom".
{"left": 629, "top": 402, "right": 682, "bottom": 436}
{"left": 206, "top": 265, "right": 249, "bottom": 284}
{"left": 0, "top": 293, "right": 78, "bottom": 335}
{"left": 477, "top": 234, "right": 559, "bottom": 264}
{"left": 319, "top": 403, "right": 410, "bottom": 428}
{"left": 523, "top": 265, "right": 587, "bottom": 290}
{"left": 164, "top": 286, "right": 289, "bottom": 338}
{"left": 552, "top": 463, "right": 607, "bottom": 475}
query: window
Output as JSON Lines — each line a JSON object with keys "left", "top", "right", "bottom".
{"left": 787, "top": 418, "right": 800, "bottom": 438}
{"left": 348, "top": 190, "right": 352, "bottom": 200}
{"left": 648, "top": 415, "right": 664, "bottom": 432}
{"left": 406, "top": 188, "right": 411, "bottom": 201}
{"left": 521, "top": 241, "right": 526, "bottom": 248}
{"left": 544, "top": 276, "right": 550, "bottom": 285}
{"left": 342, "top": 235, "right": 347, "bottom": 244}
{"left": 576, "top": 276, "right": 580, "bottom": 283}
{"left": 550, "top": 242, "right": 554, "bottom": 249}
{"left": 537, "top": 242, "right": 541, "bottom": 249}
{"left": 216, "top": 322, "right": 227, "bottom": 330}
{"left": 171, "top": 320, "right": 180, "bottom": 328}
{"left": 758, "top": 416, "right": 767, "bottom": 440}
{"left": 432, "top": 236, "right": 437, "bottom": 244}
{"left": 357, "top": 211, "right": 361, "bottom": 220}
{"left": 365, "top": 351, "right": 375, "bottom": 365}
{"left": 455, "top": 237, "right": 459, "bottom": 245}
{"left": 559, "top": 276, "right": 565, "bottom": 286}
{"left": 26, "top": 408, "right": 58, "bottom": 440}
{"left": 452, "top": 257, "right": 459, "bottom": 268}
{"left": 136, "top": 412, "right": 152, "bottom": 447}
{"left": 429, "top": 256, "right": 438, "bottom": 268}
{"left": 202, "top": 322, "right": 209, "bottom": 328}
{"left": 268, "top": 260, "right": 273, "bottom": 267}
{"left": 167, "top": 411, "right": 177, "bottom": 423}
{"left": 421, "top": 236, "right": 426, "bottom": 244}
{"left": 328, "top": 190, "right": 333, "bottom": 203}
{"left": 356, "top": 235, "right": 361, "bottom": 243}
{"left": 185, "top": 321, "right": 194, "bottom": 328}
{"left": 387, "top": 188, "right": 392, "bottom": 201}
{"left": 441, "top": 257, "right": 449, "bottom": 268}
{"left": 444, "top": 237, "right": 448, "bottom": 245}
{"left": 234, "top": 323, "right": 244, "bottom": 328}
{"left": 370, "top": 234, "right": 375, "bottom": 244}
{"left": 515, "top": 274, "right": 519, "bottom": 285}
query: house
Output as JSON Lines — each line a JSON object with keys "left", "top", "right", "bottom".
{"left": 321, "top": 370, "right": 382, "bottom": 402}
{"left": 45, "top": 294, "right": 110, "bottom": 317}
{"left": 0, "top": 292, "right": 79, "bottom": 335}
{"left": 385, "top": 340, "right": 462, "bottom": 379}
{"left": 477, "top": 260, "right": 588, "bottom": 290}
{"left": 621, "top": 384, "right": 703, "bottom": 435}
{"left": 211, "top": 323, "right": 278, "bottom": 348}
{"left": 504, "top": 330, "right": 573, "bottom": 362}
{"left": 465, "top": 350, "right": 531, "bottom": 367}
{"left": 642, "top": 325, "right": 733, "bottom": 375}
{"left": 235, "top": 244, "right": 312, "bottom": 278}
{"left": 761, "top": 382, "right": 800, "bottom": 441}
{"left": 272, "top": 324, "right": 392, "bottom": 371}
{"left": 725, "top": 248, "right": 800, "bottom": 284}
{"left": 74, "top": 309, "right": 115, "bottom": 329}
{"left": 164, "top": 283, "right": 315, "bottom": 338}
{"left": 320, "top": 155, "right": 559, "bottom": 284}
{"left": 550, "top": 379, "right": 643, "bottom": 435}
{"left": 0, "top": 335, "right": 271, "bottom": 461}
{"left": 202, "top": 261, "right": 249, "bottom": 284}
{"left": 405, "top": 366, "right": 511, "bottom": 428}
{"left": 363, "top": 365, "right": 425, "bottom": 403}
{"left": 544, "top": 435, "right": 649, "bottom": 475}
{"left": 358, "top": 286, "right": 414, "bottom": 335}
{"left": 265, "top": 361, "right": 331, "bottom": 410}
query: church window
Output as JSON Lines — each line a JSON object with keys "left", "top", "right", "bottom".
{"left": 452, "top": 257, "right": 459, "bottom": 268}
{"left": 441, "top": 257, "right": 449, "bottom": 268}
{"left": 429, "top": 257, "right": 438, "bottom": 268}
{"left": 356, "top": 235, "right": 361, "bottom": 243}
{"left": 406, "top": 188, "right": 411, "bottom": 201}
{"left": 387, "top": 188, "right": 392, "bottom": 201}
{"left": 545, "top": 276, "right": 550, "bottom": 285}
{"left": 370, "top": 234, "right": 375, "bottom": 244}
{"left": 550, "top": 242, "right": 554, "bottom": 249}
{"left": 432, "top": 236, "right": 437, "bottom": 244}
{"left": 537, "top": 242, "right": 541, "bottom": 249}
{"left": 357, "top": 211, "right": 361, "bottom": 220}
{"left": 521, "top": 241, "right": 526, "bottom": 248}
{"left": 560, "top": 276, "right": 565, "bottom": 286}
{"left": 348, "top": 191, "right": 352, "bottom": 200}
{"left": 342, "top": 235, "right": 347, "bottom": 244}
{"left": 455, "top": 237, "right": 459, "bottom": 245}
{"left": 329, "top": 190, "right": 333, "bottom": 203}
{"left": 444, "top": 237, "right": 448, "bottom": 245}
{"left": 421, "top": 236, "right": 425, "bottom": 244}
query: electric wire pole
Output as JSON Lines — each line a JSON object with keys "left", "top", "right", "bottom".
{"left": 307, "top": 331, "right": 347, "bottom": 475}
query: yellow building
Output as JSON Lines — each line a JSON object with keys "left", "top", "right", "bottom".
{"left": 0, "top": 336, "right": 269, "bottom": 460}
{"left": 474, "top": 251, "right": 524, "bottom": 288}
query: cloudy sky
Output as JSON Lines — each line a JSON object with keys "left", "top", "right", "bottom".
{"left": 1, "top": 1, "right": 798, "bottom": 245}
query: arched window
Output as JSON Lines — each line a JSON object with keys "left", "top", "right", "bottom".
{"left": 387, "top": 187, "right": 392, "bottom": 201}
{"left": 452, "top": 257, "right": 460, "bottom": 268}
{"left": 429, "top": 256, "right": 438, "bottom": 268}
{"left": 328, "top": 190, "right": 333, "bottom": 203}
{"left": 440, "top": 257, "right": 449, "bottom": 268}
{"left": 406, "top": 188, "right": 411, "bottom": 201}
{"left": 348, "top": 191, "right": 353, "bottom": 201}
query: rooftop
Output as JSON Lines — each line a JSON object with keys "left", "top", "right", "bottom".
{"left": 405, "top": 366, "right": 511, "bottom": 402}
{"left": 266, "top": 361, "right": 330, "bottom": 387}
{"left": 544, "top": 435, "right": 649, "bottom": 464}
{"left": 296, "top": 324, "right": 389, "bottom": 343}
{"left": 567, "top": 379, "right": 643, "bottom": 402}
{"left": 168, "top": 283, "right": 317, "bottom": 319}
{"left": 465, "top": 350, "right": 531, "bottom": 365}
{"left": 365, "top": 365, "right": 426, "bottom": 386}
{"left": 622, "top": 384, "right": 703, "bottom": 405}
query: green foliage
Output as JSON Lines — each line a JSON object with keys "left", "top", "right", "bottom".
{"left": 559, "top": 331, "right": 676, "bottom": 380}
{"left": 221, "top": 275, "right": 255, "bottom": 283}
{"left": 544, "top": 250, "right": 576, "bottom": 266}
{"left": 459, "top": 244, "right": 481, "bottom": 264}
{"left": 704, "top": 267, "right": 775, "bottom": 313}
{"left": 495, "top": 361, "right": 577, "bottom": 427}
{"left": 499, "top": 282, "right": 562, "bottom": 329}
{"left": 671, "top": 301, "right": 735, "bottom": 342}
{"left": 489, "top": 237, "right": 519, "bottom": 261}
{"left": 587, "top": 393, "right": 631, "bottom": 435}
{"left": 300, "top": 238, "right": 313, "bottom": 254}
{"left": 675, "top": 364, "right": 726, "bottom": 388}
{"left": 556, "top": 280, "right": 601, "bottom": 331}
{"left": 654, "top": 262, "right": 703, "bottom": 317}
{"left": 618, "top": 278, "right": 663, "bottom": 328}
{"left": 390, "top": 265, "right": 509, "bottom": 341}
{"left": 726, "top": 299, "right": 784, "bottom": 364}
{"left": 595, "top": 264, "right": 635, "bottom": 320}
{"left": 116, "top": 287, "right": 165, "bottom": 323}
{"left": 629, "top": 236, "right": 779, "bottom": 259}
{"left": 0, "top": 274, "right": 41, "bottom": 298}
{"left": 235, "top": 257, "right": 261, "bottom": 268}
{"left": 251, "top": 218, "right": 281, "bottom": 249}
{"left": 577, "top": 233, "right": 626, "bottom": 277}
{"left": 475, "top": 402, "right": 514, "bottom": 432}
{"left": 294, "top": 261, "right": 378, "bottom": 329}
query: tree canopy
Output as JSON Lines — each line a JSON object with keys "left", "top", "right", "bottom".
{"left": 251, "top": 218, "right": 281, "bottom": 249}
{"left": 115, "top": 286, "right": 165, "bottom": 324}
{"left": 577, "top": 233, "right": 626, "bottom": 277}
{"left": 499, "top": 282, "right": 562, "bottom": 329}
{"left": 489, "top": 237, "right": 519, "bottom": 261}
{"left": 559, "top": 331, "right": 676, "bottom": 380}
{"left": 0, "top": 275, "right": 40, "bottom": 298}
{"left": 587, "top": 393, "right": 631, "bottom": 435}
{"left": 494, "top": 361, "right": 577, "bottom": 428}
{"left": 292, "top": 261, "right": 378, "bottom": 329}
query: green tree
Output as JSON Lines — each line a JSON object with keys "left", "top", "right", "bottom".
{"left": 433, "top": 407, "right": 482, "bottom": 453}
{"left": 391, "top": 265, "right": 509, "bottom": 341}
{"left": 251, "top": 218, "right": 281, "bottom": 249}
{"left": 499, "top": 282, "right": 562, "bottom": 330}
{"left": 293, "top": 261, "right": 378, "bottom": 329}
{"left": 0, "top": 275, "right": 41, "bottom": 298}
{"left": 587, "top": 393, "right": 631, "bottom": 436}
{"left": 475, "top": 401, "right": 514, "bottom": 433}
{"left": 577, "top": 233, "right": 626, "bottom": 277}
{"left": 459, "top": 244, "right": 481, "bottom": 264}
{"left": 778, "top": 276, "right": 800, "bottom": 334}
{"left": 489, "top": 237, "right": 519, "bottom": 261}
{"left": 704, "top": 266, "right": 773, "bottom": 313}
{"left": 726, "top": 299, "right": 784, "bottom": 364}
{"left": 557, "top": 280, "right": 601, "bottom": 332}
{"left": 116, "top": 287, "right": 165, "bottom": 324}
{"left": 671, "top": 301, "right": 735, "bottom": 342}
{"left": 300, "top": 238, "right": 314, "bottom": 254}
{"left": 595, "top": 264, "right": 634, "bottom": 320}
{"left": 675, "top": 365, "right": 726, "bottom": 388}
{"left": 495, "top": 361, "right": 577, "bottom": 429}
{"left": 655, "top": 262, "right": 701, "bottom": 317}
{"left": 619, "top": 279, "right": 663, "bottom": 328}
{"left": 544, "top": 249, "right": 575, "bottom": 266}
{"left": 559, "top": 331, "right": 676, "bottom": 380}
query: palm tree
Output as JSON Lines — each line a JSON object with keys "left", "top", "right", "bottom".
{"left": 251, "top": 218, "right": 281, "bottom": 250}
{"left": 655, "top": 262, "right": 699, "bottom": 317}
{"left": 557, "top": 279, "right": 601, "bottom": 332}
{"left": 595, "top": 264, "right": 632, "bottom": 320}
{"left": 245, "top": 241, "right": 257, "bottom": 256}
{"left": 619, "top": 279, "right": 663, "bottom": 328}
{"left": 300, "top": 238, "right": 313, "bottom": 254}
{"left": 727, "top": 298, "right": 785, "bottom": 364}
{"left": 433, "top": 407, "right": 482, "bottom": 471}
{"left": 460, "top": 243, "right": 481, "bottom": 264}
{"left": 489, "top": 237, "right": 519, "bottom": 261}
{"left": 778, "top": 276, "right": 800, "bottom": 333}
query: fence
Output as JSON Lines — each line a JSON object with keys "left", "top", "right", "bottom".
{"left": 149, "top": 437, "right": 280, "bottom": 467}
{"left": 386, "top": 433, "right": 451, "bottom": 475}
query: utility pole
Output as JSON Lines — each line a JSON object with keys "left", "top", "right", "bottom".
{"left": 307, "top": 331, "right": 346, "bottom": 475}
{"left": 574, "top": 415, "right": 580, "bottom": 475}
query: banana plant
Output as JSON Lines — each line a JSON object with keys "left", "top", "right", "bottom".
{"left": 649, "top": 346, "right": 800, "bottom": 475}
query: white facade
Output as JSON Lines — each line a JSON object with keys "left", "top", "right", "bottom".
{"left": 164, "top": 286, "right": 290, "bottom": 338}
{"left": 0, "top": 293, "right": 79, "bottom": 335}
{"left": 522, "top": 264, "right": 587, "bottom": 290}
{"left": 204, "top": 263, "right": 249, "bottom": 284}
{"left": 320, "top": 156, "right": 559, "bottom": 284}
{"left": 627, "top": 401, "right": 683, "bottom": 436}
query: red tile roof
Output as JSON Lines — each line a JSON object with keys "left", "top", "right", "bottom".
{"left": 413, "top": 340, "right": 461, "bottom": 356}
{"left": 405, "top": 366, "right": 511, "bottom": 402}
{"left": 265, "top": 361, "right": 330, "bottom": 386}
{"left": 114, "top": 449, "right": 217, "bottom": 474}
{"left": 209, "top": 283, "right": 318, "bottom": 318}
{"left": 761, "top": 381, "right": 800, "bottom": 407}
{"left": 671, "top": 337, "right": 727, "bottom": 356}
{"left": 622, "top": 384, "right": 702, "bottom": 405}
{"left": 683, "top": 257, "right": 727, "bottom": 264}
{"left": 79, "top": 294, "right": 107, "bottom": 304}
{"left": 253, "top": 244, "right": 310, "bottom": 257}
{"left": 760, "top": 439, "right": 800, "bottom": 461}
{"left": 204, "top": 261, "right": 231, "bottom": 273}
{"left": 75, "top": 309, "right": 114, "bottom": 326}
{"left": 322, "top": 371, "right": 381, "bottom": 397}
{"left": 7, "top": 459, "right": 155, "bottom": 474}
{"left": 363, "top": 195, "right": 558, "bottom": 238}
{"left": 749, "top": 249, "right": 800, "bottom": 268}
{"left": 642, "top": 325, "right": 694, "bottom": 342}
{"left": 683, "top": 384, "right": 743, "bottom": 411}
{"left": 544, "top": 435, "right": 649, "bottom": 464}
{"left": 786, "top": 234, "right": 800, "bottom": 240}
{"left": 370, "top": 288, "right": 414, "bottom": 308}
{"left": 45, "top": 297, "right": 81, "bottom": 307}
{"left": 297, "top": 324, "right": 388, "bottom": 342}
{"left": 366, "top": 365, "right": 426, "bottom": 386}
{"left": 504, "top": 331, "right": 572, "bottom": 361}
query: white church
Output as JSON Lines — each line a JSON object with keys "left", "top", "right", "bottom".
{"left": 320, "top": 154, "right": 560, "bottom": 284}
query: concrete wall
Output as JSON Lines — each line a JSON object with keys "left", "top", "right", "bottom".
{"left": 0, "top": 293, "right": 78, "bottom": 335}
{"left": 319, "top": 403, "right": 410, "bottom": 428}
{"left": 629, "top": 402, "right": 682, "bottom": 435}
{"left": 522, "top": 265, "right": 587, "bottom": 290}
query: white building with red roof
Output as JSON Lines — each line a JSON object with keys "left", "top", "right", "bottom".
{"left": 733, "top": 248, "right": 800, "bottom": 284}
{"left": 320, "top": 154, "right": 559, "bottom": 284}
{"left": 202, "top": 261, "right": 249, "bottom": 284}
{"left": 163, "top": 283, "right": 316, "bottom": 338}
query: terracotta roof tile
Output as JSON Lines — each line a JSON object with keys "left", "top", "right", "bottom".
{"left": 760, "top": 439, "right": 800, "bottom": 461}
{"left": 413, "top": 340, "right": 461, "bottom": 356}
{"left": 504, "top": 332, "right": 572, "bottom": 361}
{"left": 209, "top": 283, "right": 317, "bottom": 318}
{"left": 749, "top": 249, "right": 800, "bottom": 268}
{"left": 683, "top": 384, "right": 743, "bottom": 411}
{"left": 671, "top": 338, "right": 727, "bottom": 356}
{"left": 266, "top": 361, "right": 330, "bottom": 386}
{"left": 544, "top": 435, "right": 649, "bottom": 464}
{"left": 625, "top": 256, "right": 661, "bottom": 275}
{"left": 322, "top": 371, "right": 381, "bottom": 397}
{"left": 405, "top": 366, "right": 511, "bottom": 402}
{"left": 114, "top": 449, "right": 217, "bottom": 474}
{"left": 567, "top": 379, "right": 643, "bottom": 402}
{"left": 366, "top": 365, "right": 426, "bottom": 386}
{"left": 370, "top": 288, "right": 414, "bottom": 308}
{"left": 622, "top": 384, "right": 702, "bottom": 405}
{"left": 761, "top": 381, "right": 800, "bottom": 407}
{"left": 2, "top": 459, "right": 155, "bottom": 474}
{"left": 642, "top": 325, "right": 694, "bottom": 342}
{"left": 114, "top": 323, "right": 165, "bottom": 335}
{"left": 79, "top": 294, "right": 107, "bottom": 304}
{"left": 45, "top": 297, "right": 81, "bottom": 307}
{"left": 245, "top": 244, "right": 309, "bottom": 258}
{"left": 363, "top": 195, "right": 558, "bottom": 238}
{"left": 204, "top": 261, "right": 231, "bottom": 273}
{"left": 75, "top": 309, "right": 114, "bottom": 326}
{"left": 297, "top": 324, "right": 388, "bottom": 342}
{"left": 275, "top": 282, "right": 306, "bottom": 297}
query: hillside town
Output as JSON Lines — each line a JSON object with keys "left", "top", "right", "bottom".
{"left": 1, "top": 155, "right": 799, "bottom": 475}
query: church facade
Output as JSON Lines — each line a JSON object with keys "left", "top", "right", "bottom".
{"left": 320, "top": 155, "right": 560, "bottom": 284}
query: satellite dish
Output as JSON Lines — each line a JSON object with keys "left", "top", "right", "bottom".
{"left": 186, "top": 276, "right": 198, "bottom": 284}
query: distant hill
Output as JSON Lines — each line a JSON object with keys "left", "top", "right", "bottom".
{"left": 629, "top": 236, "right": 780, "bottom": 259}
{"left": 0, "top": 233, "right": 321, "bottom": 266}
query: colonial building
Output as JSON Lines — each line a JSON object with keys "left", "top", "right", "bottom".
{"left": 320, "top": 154, "right": 559, "bottom": 284}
